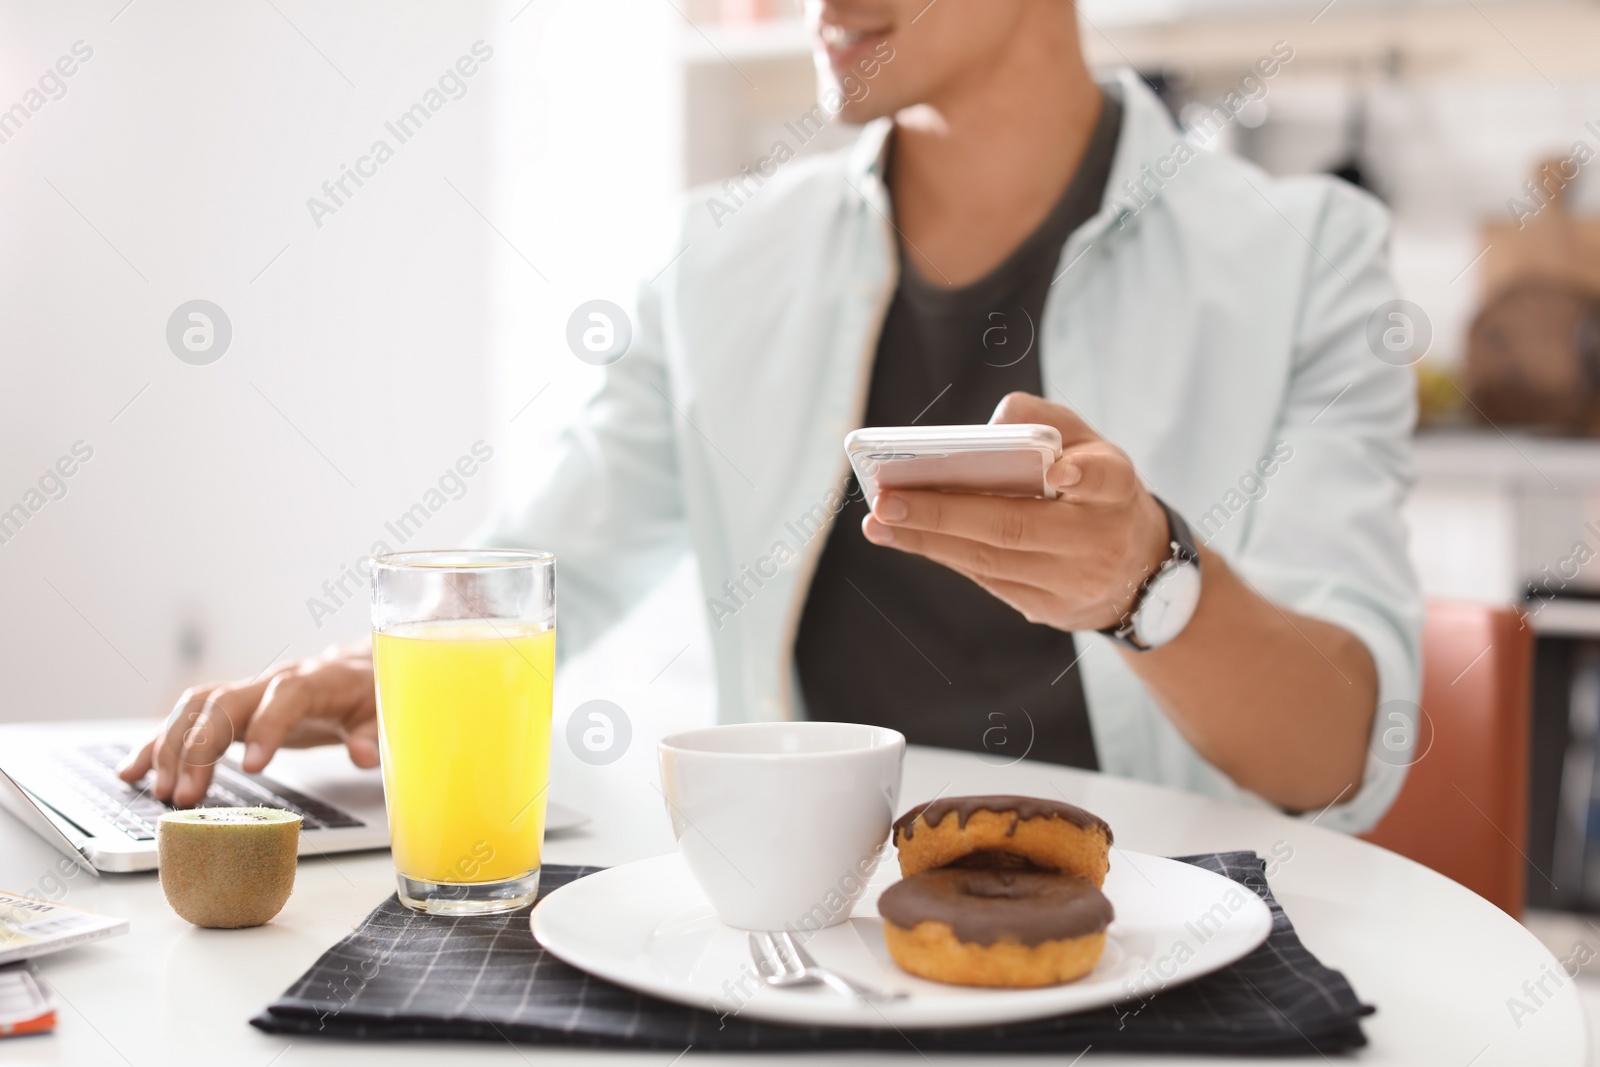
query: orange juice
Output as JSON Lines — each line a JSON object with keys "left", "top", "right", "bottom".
{"left": 372, "top": 620, "right": 555, "bottom": 884}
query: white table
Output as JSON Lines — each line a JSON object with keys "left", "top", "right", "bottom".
{"left": 1, "top": 744, "right": 1586, "bottom": 1065}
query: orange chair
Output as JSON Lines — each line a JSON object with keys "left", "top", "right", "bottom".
{"left": 1360, "top": 601, "right": 1533, "bottom": 916}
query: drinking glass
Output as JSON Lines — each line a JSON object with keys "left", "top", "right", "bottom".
{"left": 370, "top": 549, "right": 555, "bottom": 914}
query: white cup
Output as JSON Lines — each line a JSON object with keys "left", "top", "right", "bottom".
{"left": 658, "top": 722, "right": 905, "bottom": 931}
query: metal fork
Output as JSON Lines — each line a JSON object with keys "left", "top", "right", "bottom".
{"left": 748, "top": 930, "right": 907, "bottom": 1004}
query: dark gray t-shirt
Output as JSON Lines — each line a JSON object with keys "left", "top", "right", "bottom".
{"left": 795, "top": 92, "right": 1122, "bottom": 768}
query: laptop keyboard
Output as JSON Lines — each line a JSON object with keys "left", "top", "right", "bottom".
{"left": 54, "top": 744, "right": 365, "bottom": 841}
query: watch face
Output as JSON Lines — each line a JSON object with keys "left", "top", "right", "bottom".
{"left": 1132, "top": 562, "right": 1202, "bottom": 648}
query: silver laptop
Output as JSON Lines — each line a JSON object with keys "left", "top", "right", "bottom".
{"left": 0, "top": 720, "right": 585, "bottom": 873}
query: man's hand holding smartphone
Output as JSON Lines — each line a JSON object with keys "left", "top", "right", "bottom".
{"left": 855, "top": 392, "right": 1172, "bottom": 634}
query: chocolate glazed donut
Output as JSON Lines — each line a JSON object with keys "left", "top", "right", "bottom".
{"left": 878, "top": 868, "right": 1114, "bottom": 987}
{"left": 893, "top": 795, "right": 1113, "bottom": 887}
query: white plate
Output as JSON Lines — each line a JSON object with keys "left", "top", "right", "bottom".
{"left": 531, "top": 849, "right": 1272, "bottom": 1029}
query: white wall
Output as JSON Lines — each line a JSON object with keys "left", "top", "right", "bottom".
{"left": 0, "top": 0, "right": 715, "bottom": 761}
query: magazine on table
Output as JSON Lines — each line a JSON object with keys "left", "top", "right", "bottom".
{"left": 0, "top": 890, "right": 127, "bottom": 966}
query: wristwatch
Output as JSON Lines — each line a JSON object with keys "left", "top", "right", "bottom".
{"left": 1100, "top": 497, "right": 1202, "bottom": 651}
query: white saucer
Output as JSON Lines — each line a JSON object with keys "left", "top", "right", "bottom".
{"left": 531, "top": 850, "right": 1272, "bottom": 1029}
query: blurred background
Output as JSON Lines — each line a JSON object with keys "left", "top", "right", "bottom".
{"left": 6, "top": 0, "right": 1600, "bottom": 994}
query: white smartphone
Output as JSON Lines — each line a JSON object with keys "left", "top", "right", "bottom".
{"left": 844, "top": 424, "right": 1064, "bottom": 505}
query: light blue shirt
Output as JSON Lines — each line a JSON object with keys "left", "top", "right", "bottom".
{"left": 481, "top": 72, "right": 1424, "bottom": 834}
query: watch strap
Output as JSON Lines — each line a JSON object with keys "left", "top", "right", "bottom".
{"left": 1099, "top": 497, "right": 1199, "bottom": 651}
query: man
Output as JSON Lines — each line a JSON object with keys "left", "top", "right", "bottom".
{"left": 121, "top": 0, "right": 1421, "bottom": 833}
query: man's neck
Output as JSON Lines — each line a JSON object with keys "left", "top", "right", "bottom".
{"left": 889, "top": 9, "right": 1104, "bottom": 288}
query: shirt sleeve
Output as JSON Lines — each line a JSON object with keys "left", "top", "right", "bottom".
{"left": 472, "top": 275, "right": 688, "bottom": 661}
{"left": 1234, "top": 177, "right": 1426, "bottom": 834}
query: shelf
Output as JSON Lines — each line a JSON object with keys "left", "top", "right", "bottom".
{"left": 1079, "top": 0, "right": 1600, "bottom": 80}
{"left": 1528, "top": 598, "right": 1600, "bottom": 638}
{"left": 1413, "top": 432, "right": 1600, "bottom": 491}
{"left": 1078, "top": 0, "right": 1525, "bottom": 28}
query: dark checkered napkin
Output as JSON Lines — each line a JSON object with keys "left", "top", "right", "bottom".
{"left": 252, "top": 852, "right": 1372, "bottom": 1055}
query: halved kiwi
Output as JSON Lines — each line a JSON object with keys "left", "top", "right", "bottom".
{"left": 157, "top": 807, "right": 302, "bottom": 929}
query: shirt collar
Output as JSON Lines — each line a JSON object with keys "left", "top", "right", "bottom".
{"left": 845, "top": 116, "right": 895, "bottom": 214}
{"left": 842, "top": 68, "right": 1183, "bottom": 238}
{"left": 1086, "top": 69, "right": 1185, "bottom": 240}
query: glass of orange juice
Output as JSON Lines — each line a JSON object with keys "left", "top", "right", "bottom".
{"left": 370, "top": 549, "right": 555, "bottom": 914}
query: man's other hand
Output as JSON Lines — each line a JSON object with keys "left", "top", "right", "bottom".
{"left": 116, "top": 645, "right": 378, "bottom": 808}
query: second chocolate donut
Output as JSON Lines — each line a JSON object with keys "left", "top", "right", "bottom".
{"left": 893, "top": 795, "right": 1113, "bottom": 887}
